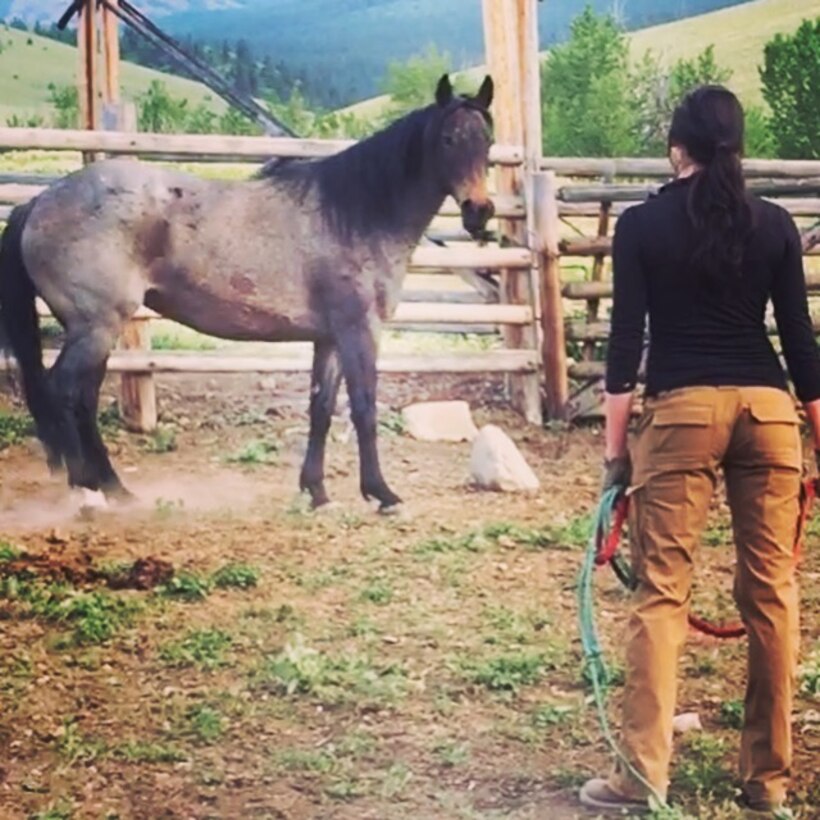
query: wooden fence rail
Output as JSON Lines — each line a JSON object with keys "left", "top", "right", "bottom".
{"left": 542, "top": 157, "right": 820, "bottom": 179}
{"left": 0, "top": 126, "right": 528, "bottom": 164}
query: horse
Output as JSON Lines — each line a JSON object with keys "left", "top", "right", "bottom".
{"left": 0, "top": 74, "right": 496, "bottom": 512}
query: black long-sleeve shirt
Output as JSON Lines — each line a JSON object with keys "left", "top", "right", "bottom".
{"left": 605, "top": 176, "right": 820, "bottom": 402}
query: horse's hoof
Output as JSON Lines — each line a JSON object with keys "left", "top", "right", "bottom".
{"left": 377, "top": 501, "right": 405, "bottom": 517}
{"left": 106, "top": 487, "right": 137, "bottom": 507}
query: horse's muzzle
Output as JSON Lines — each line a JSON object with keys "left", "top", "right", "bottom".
{"left": 461, "top": 198, "right": 495, "bottom": 239}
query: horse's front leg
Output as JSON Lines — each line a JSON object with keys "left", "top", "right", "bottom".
{"left": 333, "top": 320, "right": 401, "bottom": 512}
{"left": 299, "top": 339, "right": 342, "bottom": 508}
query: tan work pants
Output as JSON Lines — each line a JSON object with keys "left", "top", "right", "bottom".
{"left": 609, "top": 386, "right": 802, "bottom": 806}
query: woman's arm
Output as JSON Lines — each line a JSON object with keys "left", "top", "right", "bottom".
{"left": 603, "top": 207, "right": 647, "bottom": 481}
{"left": 605, "top": 392, "right": 634, "bottom": 460}
{"left": 771, "top": 209, "right": 820, "bottom": 453}
{"left": 804, "top": 399, "right": 820, "bottom": 453}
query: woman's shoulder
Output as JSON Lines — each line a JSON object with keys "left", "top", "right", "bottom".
{"left": 748, "top": 194, "right": 799, "bottom": 237}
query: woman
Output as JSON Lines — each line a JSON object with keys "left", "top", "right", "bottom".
{"left": 579, "top": 85, "right": 820, "bottom": 815}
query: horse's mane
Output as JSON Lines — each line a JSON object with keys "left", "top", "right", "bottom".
{"left": 258, "top": 105, "right": 438, "bottom": 241}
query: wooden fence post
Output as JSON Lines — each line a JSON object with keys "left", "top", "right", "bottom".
{"left": 482, "top": 0, "right": 542, "bottom": 425}
{"left": 105, "top": 102, "right": 156, "bottom": 432}
{"left": 98, "top": 2, "right": 156, "bottom": 432}
{"left": 533, "top": 171, "right": 568, "bottom": 420}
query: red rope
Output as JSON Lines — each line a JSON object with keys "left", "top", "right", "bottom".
{"left": 595, "top": 479, "right": 816, "bottom": 640}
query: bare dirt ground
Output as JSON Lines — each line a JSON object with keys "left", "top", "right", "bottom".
{"left": 1, "top": 372, "right": 819, "bottom": 820}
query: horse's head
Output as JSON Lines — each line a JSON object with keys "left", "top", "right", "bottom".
{"left": 429, "top": 74, "right": 495, "bottom": 239}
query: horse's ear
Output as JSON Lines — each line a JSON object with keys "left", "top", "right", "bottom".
{"left": 435, "top": 74, "right": 454, "bottom": 107}
{"left": 475, "top": 75, "right": 494, "bottom": 109}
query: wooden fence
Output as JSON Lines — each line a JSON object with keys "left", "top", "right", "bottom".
{"left": 2, "top": 127, "right": 820, "bottom": 425}
{"left": 0, "top": 127, "right": 544, "bottom": 429}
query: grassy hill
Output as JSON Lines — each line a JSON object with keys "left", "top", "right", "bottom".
{"left": 628, "top": 0, "right": 817, "bottom": 106}
{"left": 0, "top": 24, "right": 225, "bottom": 125}
{"left": 341, "top": 0, "right": 816, "bottom": 119}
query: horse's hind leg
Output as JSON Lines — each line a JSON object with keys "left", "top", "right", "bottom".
{"left": 49, "top": 322, "right": 124, "bottom": 496}
{"left": 75, "top": 360, "right": 132, "bottom": 501}
{"left": 299, "top": 340, "right": 342, "bottom": 508}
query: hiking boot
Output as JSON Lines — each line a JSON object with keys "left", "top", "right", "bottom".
{"left": 579, "top": 777, "right": 650, "bottom": 813}
{"left": 737, "top": 794, "right": 793, "bottom": 820}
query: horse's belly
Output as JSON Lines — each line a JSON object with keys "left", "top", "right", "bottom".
{"left": 144, "top": 262, "right": 321, "bottom": 343}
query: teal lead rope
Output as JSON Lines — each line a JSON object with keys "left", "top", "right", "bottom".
{"left": 577, "top": 486, "right": 669, "bottom": 811}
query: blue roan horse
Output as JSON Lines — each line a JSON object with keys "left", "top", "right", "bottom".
{"left": 0, "top": 75, "right": 495, "bottom": 511}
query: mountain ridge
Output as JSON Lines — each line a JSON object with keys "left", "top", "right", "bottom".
{"left": 1, "top": 0, "right": 752, "bottom": 105}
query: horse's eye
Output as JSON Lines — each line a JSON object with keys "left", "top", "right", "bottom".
{"left": 443, "top": 135, "right": 455, "bottom": 147}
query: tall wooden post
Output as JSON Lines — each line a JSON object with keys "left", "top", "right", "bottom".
{"left": 77, "top": 0, "right": 99, "bottom": 134}
{"left": 534, "top": 171, "right": 568, "bottom": 419}
{"left": 102, "top": 1, "right": 121, "bottom": 105}
{"left": 482, "top": 0, "right": 542, "bottom": 424}
{"left": 97, "top": 1, "right": 157, "bottom": 432}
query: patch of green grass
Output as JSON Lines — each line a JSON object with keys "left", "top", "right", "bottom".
{"left": 30, "top": 802, "right": 75, "bottom": 820}
{"left": 276, "top": 747, "right": 338, "bottom": 774}
{"left": 294, "top": 563, "right": 352, "bottom": 592}
{"left": 0, "top": 410, "right": 33, "bottom": 449}
{"left": 151, "top": 331, "right": 218, "bottom": 351}
{"left": 325, "top": 776, "right": 365, "bottom": 801}
{"left": 0, "top": 578, "right": 140, "bottom": 645}
{"left": 462, "top": 650, "right": 557, "bottom": 694}
{"left": 719, "top": 699, "right": 744, "bottom": 729}
{"left": 531, "top": 703, "right": 577, "bottom": 729}
{"left": 702, "top": 520, "right": 732, "bottom": 547}
{"left": 413, "top": 530, "right": 494, "bottom": 556}
{"left": 482, "top": 521, "right": 563, "bottom": 550}
{"left": 158, "top": 571, "right": 211, "bottom": 602}
{"left": 539, "top": 514, "right": 595, "bottom": 550}
{"left": 0, "top": 542, "right": 22, "bottom": 561}
{"left": 348, "top": 615, "right": 380, "bottom": 638}
{"left": 159, "top": 628, "right": 232, "bottom": 669}
{"left": 379, "top": 761, "right": 412, "bottom": 798}
{"left": 114, "top": 740, "right": 188, "bottom": 764}
{"left": 257, "top": 633, "right": 406, "bottom": 705}
{"left": 97, "top": 402, "right": 124, "bottom": 435}
{"left": 56, "top": 718, "right": 107, "bottom": 764}
{"left": 481, "top": 604, "right": 549, "bottom": 645}
{"left": 800, "top": 649, "right": 820, "bottom": 697}
{"left": 378, "top": 411, "right": 406, "bottom": 436}
{"left": 212, "top": 562, "right": 261, "bottom": 590}
{"left": 227, "top": 439, "right": 279, "bottom": 465}
{"left": 414, "top": 519, "right": 588, "bottom": 558}
{"left": 434, "top": 741, "right": 470, "bottom": 768}
{"left": 359, "top": 578, "right": 393, "bottom": 605}
{"left": 672, "top": 734, "right": 733, "bottom": 800}
{"left": 186, "top": 704, "right": 225, "bottom": 744}
{"left": 141, "top": 426, "right": 177, "bottom": 454}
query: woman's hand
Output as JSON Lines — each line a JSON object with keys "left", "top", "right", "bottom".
{"left": 602, "top": 454, "right": 632, "bottom": 492}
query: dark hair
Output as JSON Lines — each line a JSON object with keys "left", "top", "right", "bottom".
{"left": 668, "top": 85, "right": 752, "bottom": 292}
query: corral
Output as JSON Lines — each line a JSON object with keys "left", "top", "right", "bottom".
{"left": 1, "top": 1, "right": 820, "bottom": 818}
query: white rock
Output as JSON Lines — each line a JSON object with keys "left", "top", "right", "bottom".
{"left": 469, "top": 425, "right": 540, "bottom": 492}
{"left": 672, "top": 712, "right": 702, "bottom": 734}
{"left": 401, "top": 401, "right": 478, "bottom": 442}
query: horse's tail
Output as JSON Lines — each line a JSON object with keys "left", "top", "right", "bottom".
{"left": 0, "top": 200, "right": 62, "bottom": 467}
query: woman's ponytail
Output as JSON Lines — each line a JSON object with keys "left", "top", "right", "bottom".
{"left": 668, "top": 86, "right": 752, "bottom": 293}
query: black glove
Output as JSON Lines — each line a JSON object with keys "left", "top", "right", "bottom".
{"left": 602, "top": 454, "right": 632, "bottom": 493}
